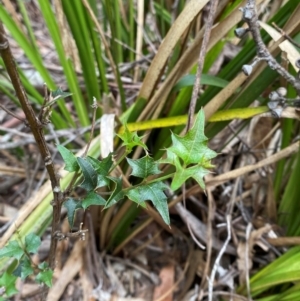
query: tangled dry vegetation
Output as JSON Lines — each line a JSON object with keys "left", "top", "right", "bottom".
{"left": 1, "top": 0, "right": 300, "bottom": 300}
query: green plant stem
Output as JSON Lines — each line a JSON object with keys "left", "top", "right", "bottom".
{"left": 122, "top": 173, "right": 174, "bottom": 194}
{"left": 110, "top": 150, "right": 131, "bottom": 173}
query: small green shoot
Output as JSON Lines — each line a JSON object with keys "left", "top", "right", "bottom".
{"left": 0, "top": 233, "right": 52, "bottom": 299}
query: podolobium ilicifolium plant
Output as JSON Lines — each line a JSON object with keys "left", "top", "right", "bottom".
{"left": 0, "top": 109, "right": 216, "bottom": 300}
{"left": 0, "top": 0, "right": 300, "bottom": 300}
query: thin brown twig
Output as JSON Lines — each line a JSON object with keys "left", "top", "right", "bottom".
{"left": 182, "top": 184, "right": 206, "bottom": 250}
{"left": 208, "top": 215, "right": 232, "bottom": 301}
{"left": 272, "top": 22, "right": 300, "bottom": 49}
{"left": 187, "top": 0, "right": 219, "bottom": 131}
{"left": 207, "top": 141, "right": 299, "bottom": 186}
{"left": 241, "top": 0, "right": 300, "bottom": 95}
{"left": 201, "top": 290, "right": 249, "bottom": 301}
{"left": 0, "top": 103, "right": 25, "bottom": 122}
{"left": 245, "top": 223, "right": 253, "bottom": 301}
{"left": 198, "top": 188, "right": 214, "bottom": 301}
{"left": 0, "top": 23, "right": 63, "bottom": 300}
{"left": 83, "top": 97, "right": 98, "bottom": 157}
{"left": 62, "top": 100, "right": 99, "bottom": 199}
{"left": 267, "top": 236, "right": 300, "bottom": 246}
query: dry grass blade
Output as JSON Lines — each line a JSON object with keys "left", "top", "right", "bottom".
{"left": 139, "top": 0, "right": 265, "bottom": 122}
{"left": 139, "top": 0, "right": 210, "bottom": 101}
{"left": 259, "top": 21, "right": 300, "bottom": 72}
{"left": 207, "top": 141, "right": 299, "bottom": 187}
{"left": 187, "top": 0, "right": 219, "bottom": 130}
{"left": 267, "top": 236, "right": 300, "bottom": 246}
{"left": 0, "top": 164, "right": 26, "bottom": 177}
{"left": 47, "top": 240, "right": 84, "bottom": 301}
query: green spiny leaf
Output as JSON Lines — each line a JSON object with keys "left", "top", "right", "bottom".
{"left": 159, "top": 149, "right": 177, "bottom": 165}
{"left": 0, "top": 240, "right": 24, "bottom": 261}
{"left": 0, "top": 272, "right": 18, "bottom": 297}
{"left": 122, "top": 190, "right": 147, "bottom": 208}
{"left": 12, "top": 263, "right": 22, "bottom": 278}
{"left": 86, "top": 154, "right": 113, "bottom": 188}
{"left": 77, "top": 157, "right": 98, "bottom": 191}
{"left": 82, "top": 191, "right": 106, "bottom": 210}
{"left": 118, "top": 125, "right": 148, "bottom": 153}
{"left": 171, "top": 155, "right": 211, "bottom": 190}
{"left": 168, "top": 109, "right": 217, "bottom": 166}
{"left": 57, "top": 145, "right": 79, "bottom": 172}
{"left": 38, "top": 262, "right": 48, "bottom": 270}
{"left": 127, "top": 155, "right": 161, "bottom": 178}
{"left": 126, "top": 182, "right": 170, "bottom": 224}
{"left": 63, "top": 198, "right": 82, "bottom": 228}
{"left": 25, "top": 233, "right": 41, "bottom": 254}
{"left": 13, "top": 258, "right": 33, "bottom": 280}
{"left": 161, "top": 109, "right": 217, "bottom": 191}
{"left": 105, "top": 177, "right": 124, "bottom": 208}
{"left": 36, "top": 268, "right": 53, "bottom": 288}
{"left": 87, "top": 154, "right": 113, "bottom": 173}
{"left": 51, "top": 87, "right": 72, "bottom": 101}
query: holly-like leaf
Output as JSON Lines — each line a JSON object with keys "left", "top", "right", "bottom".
{"left": 77, "top": 157, "right": 98, "bottom": 191}
{"left": 36, "top": 268, "right": 53, "bottom": 288}
{"left": 57, "top": 145, "right": 79, "bottom": 172}
{"left": 0, "top": 240, "right": 24, "bottom": 261}
{"left": 126, "top": 182, "right": 170, "bottom": 224}
{"left": 82, "top": 191, "right": 106, "bottom": 210}
{"left": 127, "top": 155, "right": 161, "bottom": 178}
{"left": 171, "top": 157, "right": 211, "bottom": 190}
{"left": 12, "top": 263, "right": 22, "bottom": 278}
{"left": 63, "top": 198, "right": 82, "bottom": 228}
{"left": 159, "top": 149, "right": 177, "bottom": 165}
{"left": 122, "top": 191, "right": 147, "bottom": 208}
{"left": 13, "top": 258, "right": 34, "bottom": 280}
{"left": 51, "top": 88, "right": 72, "bottom": 102}
{"left": 86, "top": 154, "right": 113, "bottom": 188}
{"left": 87, "top": 153, "right": 113, "bottom": 173}
{"left": 0, "top": 272, "right": 18, "bottom": 297}
{"left": 43, "top": 88, "right": 72, "bottom": 108}
{"left": 168, "top": 109, "right": 217, "bottom": 166}
{"left": 38, "top": 262, "right": 48, "bottom": 269}
{"left": 25, "top": 233, "right": 41, "bottom": 254}
{"left": 118, "top": 125, "right": 148, "bottom": 153}
{"left": 105, "top": 177, "right": 124, "bottom": 208}
{"left": 161, "top": 109, "right": 217, "bottom": 191}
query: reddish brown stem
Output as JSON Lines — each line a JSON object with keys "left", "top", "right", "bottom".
{"left": 0, "top": 23, "right": 63, "bottom": 300}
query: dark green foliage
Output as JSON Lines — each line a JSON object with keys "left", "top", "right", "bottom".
{"left": 0, "top": 233, "right": 52, "bottom": 299}
{"left": 59, "top": 109, "right": 215, "bottom": 226}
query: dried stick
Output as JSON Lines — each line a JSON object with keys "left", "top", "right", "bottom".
{"left": 240, "top": 0, "right": 300, "bottom": 95}
{"left": 245, "top": 223, "right": 253, "bottom": 301}
{"left": 198, "top": 188, "right": 214, "bottom": 301}
{"left": 0, "top": 103, "right": 25, "bottom": 121}
{"left": 187, "top": 0, "right": 219, "bottom": 131}
{"left": 208, "top": 215, "right": 232, "bottom": 301}
{"left": 0, "top": 23, "right": 63, "bottom": 300}
{"left": 272, "top": 22, "right": 300, "bottom": 50}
